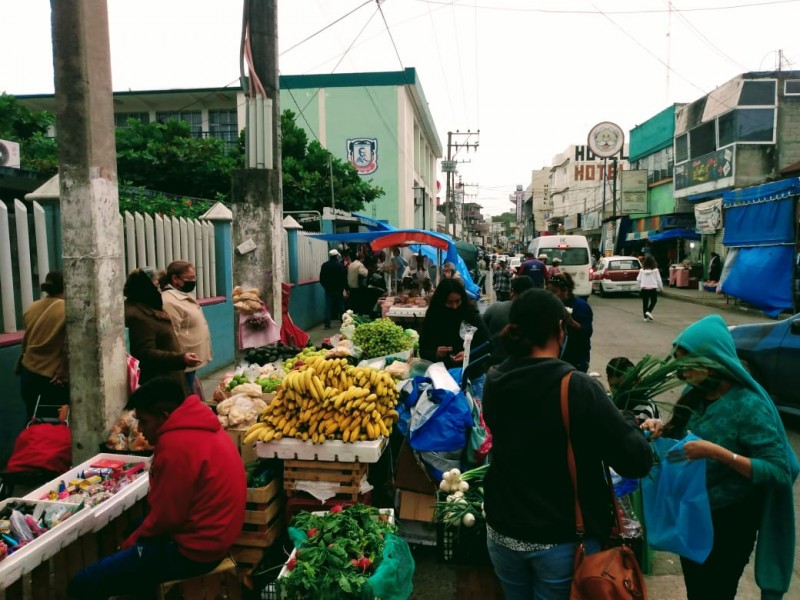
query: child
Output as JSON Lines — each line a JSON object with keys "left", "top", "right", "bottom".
{"left": 606, "top": 357, "right": 660, "bottom": 424}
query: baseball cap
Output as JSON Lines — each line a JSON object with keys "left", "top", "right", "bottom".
{"left": 329, "top": 249, "right": 340, "bottom": 256}
{"left": 538, "top": 254, "right": 547, "bottom": 259}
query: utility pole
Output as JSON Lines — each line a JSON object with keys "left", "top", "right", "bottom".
{"left": 51, "top": 0, "right": 127, "bottom": 463}
{"left": 232, "top": 0, "right": 284, "bottom": 351}
{"left": 444, "top": 130, "right": 480, "bottom": 239}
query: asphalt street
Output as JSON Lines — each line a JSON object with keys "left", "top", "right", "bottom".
{"left": 409, "top": 294, "right": 800, "bottom": 600}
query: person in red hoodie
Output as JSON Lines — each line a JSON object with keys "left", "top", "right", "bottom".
{"left": 68, "top": 377, "right": 246, "bottom": 599}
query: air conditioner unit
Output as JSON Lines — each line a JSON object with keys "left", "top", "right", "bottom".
{"left": 0, "top": 139, "right": 21, "bottom": 169}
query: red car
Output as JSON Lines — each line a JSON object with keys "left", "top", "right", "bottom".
{"left": 590, "top": 256, "right": 641, "bottom": 296}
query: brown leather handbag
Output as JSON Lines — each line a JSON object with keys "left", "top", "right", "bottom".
{"left": 560, "top": 372, "right": 648, "bottom": 600}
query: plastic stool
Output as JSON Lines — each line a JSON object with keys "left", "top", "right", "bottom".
{"left": 157, "top": 557, "right": 241, "bottom": 600}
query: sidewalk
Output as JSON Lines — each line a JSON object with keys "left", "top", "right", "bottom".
{"left": 660, "top": 285, "right": 771, "bottom": 316}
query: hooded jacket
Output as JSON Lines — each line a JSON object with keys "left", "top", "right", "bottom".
{"left": 483, "top": 358, "right": 652, "bottom": 544}
{"left": 673, "top": 315, "right": 799, "bottom": 600}
{"left": 122, "top": 396, "right": 247, "bottom": 562}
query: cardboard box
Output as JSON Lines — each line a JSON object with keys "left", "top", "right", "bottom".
{"left": 226, "top": 428, "right": 258, "bottom": 465}
{"left": 394, "top": 441, "right": 437, "bottom": 494}
{"left": 397, "top": 489, "right": 436, "bottom": 523}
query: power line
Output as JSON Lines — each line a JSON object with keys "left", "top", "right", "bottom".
{"left": 667, "top": 0, "right": 747, "bottom": 71}
{"left": 450, "top": 2, "right": 471, "bottom": 121}
{"left": 280, "top": 0, "right": 373, "bottom": 57}
{"left": 426, "top": 0, "right": 456, "bottom": 118}
{"left": 413, "top": 0, "right": 800, "bottom": 14}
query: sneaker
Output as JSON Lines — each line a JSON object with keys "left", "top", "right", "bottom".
{"left": 643, "top": 317, "right": 649, "bottom": 322}
{"left": 645, "top": 312, "right": 654, "bottom": 321}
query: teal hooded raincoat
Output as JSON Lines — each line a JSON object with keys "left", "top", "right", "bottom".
{"left": 673, "top": 315, "right": 799, "bottom": 600}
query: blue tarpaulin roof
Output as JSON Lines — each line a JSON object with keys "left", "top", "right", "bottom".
{"left": 648, "top": 228, "right": 700, "bottom": 242}
{"left": 722, "top": 177, "right": 800, "bottom": 207}
{"left": 312, "top": 227, "right": 480, "bottom": 299}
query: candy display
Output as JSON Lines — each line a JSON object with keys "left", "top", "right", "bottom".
{"left": 0, "top": 500, "right": 81, "bottom": 562}
{"left": 37, "top": 459, "right": 148, "bottom": 509}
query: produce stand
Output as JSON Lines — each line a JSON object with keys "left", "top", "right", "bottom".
{"left": 1, "top": 453, "right": 151, "bottom": 597}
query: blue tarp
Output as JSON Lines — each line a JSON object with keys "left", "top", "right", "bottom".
{"left": 722, "top": 177, "right": 800, "bottom": 207}
{"left": 312, "top": 226, "right": 480, "bottom": 299}
{"left": 648, "top": 228, "right": 700, "bottom": 242}
{"left": 723, "top": 197, "right": 795, "bottom": 247}
{"left": 720, "top": 245, "right": 794, "bottom": 317}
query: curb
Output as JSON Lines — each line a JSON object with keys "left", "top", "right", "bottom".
{"left": 659, "top": 289, "right": 763, "bottom": 316}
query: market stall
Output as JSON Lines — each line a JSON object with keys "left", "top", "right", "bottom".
{"left": 0, "top": 453, "right": 151, "bottom": 596}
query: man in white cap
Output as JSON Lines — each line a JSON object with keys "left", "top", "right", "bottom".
{"left": 319, "top": 249, "right": 348, "bottom": 328}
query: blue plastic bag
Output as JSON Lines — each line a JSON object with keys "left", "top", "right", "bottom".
{"left": 641, "top": 433, "right": 714, "bottom": 563}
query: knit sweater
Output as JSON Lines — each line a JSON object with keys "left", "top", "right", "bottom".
{"left": 636, "top": 268, "right": 663, "bottom": 290}
{"left": 21, "top": 297, "right": 66, "bottom": 378}
{"left": 674, "top": 316, "right": 799, "bottom": 599}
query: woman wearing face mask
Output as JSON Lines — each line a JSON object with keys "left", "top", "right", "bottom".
{"left": 419, "top": 278, "right": 490, "bottom": 369}
{"left": 642, "top": 315, "right": 798, "bottom": 600}
{"left": 483, "top": 289, "right": 652, "bottom": 600}
{"left": 159, "top": 261, "right": 212, "bottom": 392}
{"left": 125, "top": 268, "right": 201, "bottom": 390}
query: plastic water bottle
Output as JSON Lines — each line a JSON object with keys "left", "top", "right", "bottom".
{"left": 617, "top": 494, "right": 642, "bottom": 539}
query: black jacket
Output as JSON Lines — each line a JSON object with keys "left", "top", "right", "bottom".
{"left": 419, "top": 307, "right": 490, "bottom": 370}
{"left": 483, "top": 357, "right": 652, "bottom": 544}
{"left": 319, "top": 258, "right": 347, "bottom": 294}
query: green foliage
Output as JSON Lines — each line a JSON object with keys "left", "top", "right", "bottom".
{"left": 281, "top": 109, "right": 384, "bottom": 214}
{"left": 1, "top": 94, "right": 384, "bottom": 218}
{"left": 0, "top": 93, "right": 59, "bottom": 175}
{"left": 491, "top": 212, "right": 516, "bottom": 224}
{"left": 115, "top": 118, "right": 241, "bottom": 200}
{"left": 118, "top": 185, "right": 213, "bottom": 219}
{"left": 279, "top": 504, "right": 396, "bottom": 599}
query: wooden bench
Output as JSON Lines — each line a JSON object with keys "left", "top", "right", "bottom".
{"left": 157, "top": 557, "right": 241, "bottom": 600}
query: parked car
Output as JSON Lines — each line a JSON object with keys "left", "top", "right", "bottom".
{"left": 729, "top": 313, "right": 800, "bottom": 415}
{"left": 590, "top": 256, "right": 641, "bottom": 296}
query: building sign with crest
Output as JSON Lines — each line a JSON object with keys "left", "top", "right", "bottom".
{"left": 346, "top": 138, "right": 378, "bottom": 175}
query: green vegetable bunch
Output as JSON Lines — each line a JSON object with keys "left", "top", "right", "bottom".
{"left": 610, "top": 353, "right": 723, "bottom": 415}
{"left": 278, "top": 504, "right": 397, "bottom": 599}
{"left": 434, "top": 465, "right": 489, "bottom": 529}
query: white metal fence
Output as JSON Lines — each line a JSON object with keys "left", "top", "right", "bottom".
{"left": 0, "top": 199, "right": 50, "bottom": 333}
{"left": 0, "top": 200, "right": 218, "bottom": 334}
{"left": 121, "top": 211, "right": 217, "bottom": 300}
{"left": 296, "top": 231, "right": 329, "bottom": 282}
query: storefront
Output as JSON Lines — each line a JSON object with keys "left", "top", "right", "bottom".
{"left": 694, "top": 198, "right": 724, "bottom": 278}
{"left": 721, "top": 177, "right": 799, "bottom": 316}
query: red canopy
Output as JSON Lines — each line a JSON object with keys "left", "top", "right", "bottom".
{"left": 369, "top": 231, "right": 449, "bottom": 252}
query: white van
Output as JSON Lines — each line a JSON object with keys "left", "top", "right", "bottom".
{"left": 528, "top": 235, "right": 592, "bottom": 298}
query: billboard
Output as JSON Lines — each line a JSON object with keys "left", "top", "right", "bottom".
{"left": 621, "top": 170, "right": 648, "bottom": 214}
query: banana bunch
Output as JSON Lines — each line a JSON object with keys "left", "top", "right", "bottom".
{"left": 243, "top": 357, "right": 401, "bottom": 445}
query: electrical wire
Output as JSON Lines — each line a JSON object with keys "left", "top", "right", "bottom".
{"left": 427, "top": 0, "right": 456, "bottom": 118}
{"left": 280, "top": 0, "right": 373, "bottom": 57}
{"left": 413, "top": 0, "right": 800, "bottom": 14}
{"left": 667, "top": 1, "right": 747, "bottom": 72}
{"left": 450, "top": 1, "right": 470, "bottom": 120}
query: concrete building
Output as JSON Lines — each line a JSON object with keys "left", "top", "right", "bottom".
{"left": 548, "top": 143, "right": 630, "bottom": 249}
{"left": 17, "top": 68, "right": 442, "bottom": 230}
{"left": 530, "top": 168, "right": 552, "bottom": 237}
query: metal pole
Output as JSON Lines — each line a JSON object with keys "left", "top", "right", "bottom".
{"left": 445, "top": 131, "right": 453, "bottom": 237}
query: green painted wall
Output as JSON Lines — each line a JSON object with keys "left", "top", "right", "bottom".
{"left": 629, "top": 105, "right": 677, "bottom": 163}
{"left": 280, "top": 85, "right": 402, "bottom": 227}
{"left": 649, "top": 183, "right": 676, "bottom": 216}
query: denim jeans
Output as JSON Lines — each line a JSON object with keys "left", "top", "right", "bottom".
{"left": 487, "top": 536, "right": 601, "bottom": 600}
{"left": 68, "top": 537, "right": 221, "bottom": 600}
{"left": 324, "top": 290, "right": 345, "bottom": 328}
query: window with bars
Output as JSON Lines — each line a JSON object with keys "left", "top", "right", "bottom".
{"left": 208, "top": 109, "right": 239, "bottom": 145}
{"left": 114, "top": 112, "right": 150, "bottom": 128}
{"left": 156, "top": 110, "right": 202, "bottom": 136}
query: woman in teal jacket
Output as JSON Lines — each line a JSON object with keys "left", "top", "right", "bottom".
{"left": 643, "top": 315, "right": 798, "bottom": 600}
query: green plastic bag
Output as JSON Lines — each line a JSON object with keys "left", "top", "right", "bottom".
{"left": 365, "top": 534, "right": 415, "bottom": 600}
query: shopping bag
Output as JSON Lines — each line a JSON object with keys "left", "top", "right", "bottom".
{"left": 640, "top": 433, "right": 713, "bottom": 563}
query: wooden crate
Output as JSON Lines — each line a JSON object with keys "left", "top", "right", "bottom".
{"left": 283, "top": 460, "right": 368, "bottom": 502}
{"left": 226, "top": 427, "right": 259, "bottom": 465}
{"left": 232, "top": 479, "right": 285, "bottom": 551}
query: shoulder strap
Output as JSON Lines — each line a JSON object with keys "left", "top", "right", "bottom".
{"left": 560, "top": 371, "right": 585, "bottom": 535}
{"left": 25, "top": 299, "right": 63, "bottom": 341}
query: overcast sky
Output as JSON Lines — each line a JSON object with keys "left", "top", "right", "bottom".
{"left": 2, "top": 0, "right": 799, "bottom": 215}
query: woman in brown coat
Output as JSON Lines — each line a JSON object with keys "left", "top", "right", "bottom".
{"left": 124, "top": 269, "right": 201, "bottom": 388}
